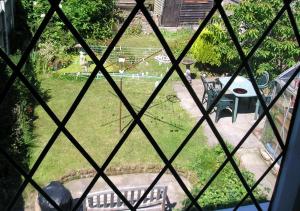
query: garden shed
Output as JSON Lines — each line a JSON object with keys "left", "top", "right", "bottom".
{"left": 261, "top": 62, "right": 300, "bottom": 163}
{"left": 154, "top": 0, "right": 214, "bottom": 26}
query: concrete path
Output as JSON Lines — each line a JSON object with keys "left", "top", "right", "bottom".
{"left": 173, "top": 79, "right": 276, "bottom": 198}
{"left": 64, "top": 173, "right": 191, "bottom": 210}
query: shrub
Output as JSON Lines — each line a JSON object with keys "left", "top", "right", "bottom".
{"left": 0, "top": 54, "right": 44, "bottom": 210}
{"left": 22, "top": 0, "right": 116, "bottom": 40}
{"left": 192, "top": 0, "right": 300, "bottom": 76}
{"left": 191, "top": 28, "right": 222, "bottom": 67}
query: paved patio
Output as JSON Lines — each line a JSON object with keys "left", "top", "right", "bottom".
{"left": 173, "top": 78, "right": 277, "bottom": 198}
{"left": 173, "top": 79, "right": 265, "bottom": 148}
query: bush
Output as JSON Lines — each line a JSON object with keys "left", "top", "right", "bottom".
{"left": 0, "top": 54, "right": 44, "bottom": 210}
{"left": 22, "top": 0, "right": 116, "bottom": 40}
{"left": 191, "top": 28, "right": 223, "bottom": 67}
{"left": 33, "top": 42, "right": 74, "bottom": 73}
{"left": 21, "top": 0, "right": 117, "bottom": 74}
{"left": 191, "top": 0, "right": 300, "bottom": 76}
{"left": 191, "top": 24, "right": 240, "bottom": 74}
{"left": 22, "top": 0, "right": 116, "bottom": 65}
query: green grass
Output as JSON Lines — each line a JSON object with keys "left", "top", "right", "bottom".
{"left": 118, "top": 34, "right": 162, "bottom": 48}
{"left": 57, "top": 30, "right": 199, "bottom": 77}
{"left": 31, "top": 76, "right": 208, "bottom": 185}
{"left": 28, "top": 29, "right": 267, "bottom": 209}
{"left": 31, "top": 30, "right": 205, "bottom": 185}
{"left": 30, "top": 77, "right": 266, "bottom": 209}
{"left": 118, "top": 28, "right": 194, "bottom": 55}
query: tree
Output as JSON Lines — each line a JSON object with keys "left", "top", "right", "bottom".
{"left": 22, "top": 0, "right": 116, "bottom": 42}
{"left": 192, "top": 0, "right": 300, "bottom": 77}
{"left": 61, "top": 0, "right": 116, "bottom": 40}
{"left": 21, "top": 0, "right": 117, "bottom": 72}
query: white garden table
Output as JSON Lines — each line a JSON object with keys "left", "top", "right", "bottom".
{"left": 218, "top": 76, "right": 259, "bottom": 122}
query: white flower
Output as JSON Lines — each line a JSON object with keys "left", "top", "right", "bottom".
{"left": 40, "top": 13, "right": 46, "bottom": 18}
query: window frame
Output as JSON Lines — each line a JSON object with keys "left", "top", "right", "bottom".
{"left": 0, "top": 0, "right": 299, "bottom": 210}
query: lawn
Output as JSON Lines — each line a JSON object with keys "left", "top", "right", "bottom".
{"left": 57, "top": 30, "right": 199, "bottom": 78}
{"left": 31, "top": 76, "right": 208, "bottom": 185}
{"left": 30, "top": 76, "right": 265, "bottom": 209}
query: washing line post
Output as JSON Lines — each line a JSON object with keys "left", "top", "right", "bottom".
{"left": 118, "top": 57, "right": 125, "bottom": 133}
{"left": 119, "top": 78, "right": 122, "bottom": 133}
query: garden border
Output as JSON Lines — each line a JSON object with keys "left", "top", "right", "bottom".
{"left": 59, "top": 164, "right": 198, "bottom": 185}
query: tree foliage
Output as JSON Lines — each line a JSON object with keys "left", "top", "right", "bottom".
{"left": 21, "top": 0, "right": 116, "bottom": 72}
{"left": 22, "top": 0, "right": 116, "bottom": 41}
{"left": 192, "top": 0, "right": 300, "bottom": 76}
{"left": 191, "top": 28, "right": 223, "bottom": 67}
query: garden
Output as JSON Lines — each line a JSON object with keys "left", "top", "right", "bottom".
{"left": 30, "top": 31, "right": 263, "bottom": 209}
{"left": 1, "top": 0, "right": 299, "bottom": 210}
